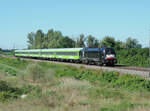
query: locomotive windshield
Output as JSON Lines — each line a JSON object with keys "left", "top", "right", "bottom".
{"left": 105, "top": 48, "right": 116, "bottom": 55}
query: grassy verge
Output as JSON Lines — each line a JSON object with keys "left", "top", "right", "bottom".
{"left": 0, "top": 51, "right": 14, "bottom": 56}
{"left": 0, "top": 56, "right": 150, "bottom": 111}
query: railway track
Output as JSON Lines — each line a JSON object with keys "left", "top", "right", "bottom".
{"left": 1, "top": 55, "right": 149, "bottom": 79}
{"left": 114, "top": 65, "right": 149, "bottom": 72}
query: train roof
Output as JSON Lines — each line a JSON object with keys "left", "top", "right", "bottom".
{"left": 82, "top": 48, "right": 100, "bottom": 52}
{"left": 15, "top": 47, "right": 115, "bottom": 52}
{"left": 15, "top": 48, "right": 83, "bottom": 52}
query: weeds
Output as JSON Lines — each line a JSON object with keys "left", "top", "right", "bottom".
{"left": 25, "top": 63, "right": 56, "bottom": 83}
{"left": 0, "top": 80, "right": 33, "bottom": 102}
{"left": 0, "top": 57, "right": 150, "bottom": 111}
{"left": 99, "top": 101, "right": 148, "bottom": 111}
{"left": 88, "top": 87, "right": 125, "bottom": 100}
{"left": 26, "top": 63, "right": 45, "bottom": 82}
{"left": 56, "top": 66, "right": 150, "bottom": 92}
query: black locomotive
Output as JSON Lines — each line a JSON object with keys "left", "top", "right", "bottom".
{"left": 80, "top": 47, "right": 117, "bottom": 66}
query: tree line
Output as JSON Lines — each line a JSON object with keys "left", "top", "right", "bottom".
{"left": 27, "top": 29, "right": 142, "bottom": 50}
{"left": 26, "top": 29, "right": 149, "bottom": 67}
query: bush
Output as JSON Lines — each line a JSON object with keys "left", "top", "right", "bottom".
{"left": 0, "top": 81, "right": 24, "bottom": 102}
{"left": 117, "top": 48, "right": 149, "bottom": 67}
{"left": 4, "top": 67, "right": 17, "bottom": 76}
{"left": 100, "top": 71, "right": 119, "bottom": 83}
{"left": 26, "top": 63, "right": 45, "bottom": 82}
{"left": 0, "top": 80, "right": 39, "bottom": 102}
{"left": 55, "top": 65, "right": 150, "bottom": 92}
{"left": 26, "top": 63, "right": 56, "bottom": 83}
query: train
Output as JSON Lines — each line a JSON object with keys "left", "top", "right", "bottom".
{"left": 14, "top": 47, "right": 117, "bottom": 66}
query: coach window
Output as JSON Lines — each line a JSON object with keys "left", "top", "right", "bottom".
{"left": 49, "top": 52, "right": 53, "bottom": 55}
{"left": 42, "top": 52, "right": 54, "bottom": 55}
{"left": 56, "top": 52, "right": 62, "bottom": 55}
{"left": 56, "top": 52, "right": 78, "bottom": 56}
{"left": 35, "top": 52, "right": 39, "bottom": 54}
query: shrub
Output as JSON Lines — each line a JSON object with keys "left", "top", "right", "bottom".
{"left": 55, "top": 65, "right": 150, "bottom": 92}
{"left": 117, "top": 48, "right": 149, "bottom": 67}
{"left": 100, "top": 71, "right": 119, "bottom": 83}
{"left": 0, "top": 80, "right": 39, "bottom": 102}
{"left": 26, "top": 63, "right": 45, "bottom": 82}
{"left": 4, "top": 67, "right": 17, "bottom": 76}
{"left": 0, "top": 81, "right": 25, "bottom": 102}
{"left": 25, "top": 63, "right": 56, "bottom": 83}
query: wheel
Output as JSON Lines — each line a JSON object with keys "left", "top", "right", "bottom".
{"left": 97, "top": 62, "right": 103, "bottom": 66}
{"left": 106, "top": 63, "right": 114, "bottom": 67}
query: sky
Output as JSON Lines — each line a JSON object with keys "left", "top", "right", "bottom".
{"left": 0, "top": 0, "right": 149, "bottom": 49}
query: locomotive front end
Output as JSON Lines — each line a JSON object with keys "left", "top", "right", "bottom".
{"left": 104, "top": 48, "right": 117, "bottom": 66}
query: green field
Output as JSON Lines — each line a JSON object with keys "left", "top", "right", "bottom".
{"left": 0, "top": 56, "right": 150, "bottom": 111}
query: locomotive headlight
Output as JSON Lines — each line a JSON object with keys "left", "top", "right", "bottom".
{"left": 106, "top": 54, "right": 115, "bottom": 58}
{"left": 105, "top": 54, "right": 116, "bottom": 60}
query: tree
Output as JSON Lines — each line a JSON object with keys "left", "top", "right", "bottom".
{"left": 99, "top": 36, "right": 115, "bottom": 48}
{"left": 58, "top": 36, "right": 75, "bottom": 48}
{"left": 115, "top": 40, "right": 125, "bottom": 50}
{"left": 27, "top": 32, "right": 35, "bottom": 49}
{"left": 43, "top": 29, "right": 54, "bottom": 48}
{"left": 76, "top": 34, "right": 85, "bottom": 47}
{"left": 86, "top": 35, "right": 99, "bottom": 48}
{"left": 34, "top": 30, "right": 45, "bottom": 49}
{"left": 94, "top": 39, "right": 99, "bottom": 48}
{"left": 47, "top": 30, "right": 63, "bottom": 48}
{"left": 125, "top": 37, "right": 141, "bottom": 49}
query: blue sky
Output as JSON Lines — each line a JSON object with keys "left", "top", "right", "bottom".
{"left": 0, "top": 0, "right": 149, "bottom": 49}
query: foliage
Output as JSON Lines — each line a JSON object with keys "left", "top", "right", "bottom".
{"left": 4, "top": 67, "right": 17, "bottom": 76}
{"left": 0, "top": 48, "right": 2, "bottom": 54}
{"left": 27, "top": 32, "right": 35, "bottom": 49}
{"left": 58, "top": 36, "right": 75, "bottom": 48}
{"left": 88, "top": 87, "right": 124, "bottom": 99}
{"left": 75, "top": 34, "right": 86, "bottom": 47}
{"left": 27, "top": 29, "right": 76, "bottom": 49}
{"left": 0, "top": 56, "right": 28, "bottom": 69}
{"left": 125, "top": 37, "right": 142, "bottom": 49}
{"left": 99, "top": 101, "right": 142, "bottom": 111}
{"left": 99, "top": 36, "right": 116, "bottom": 47}
{"left": 26, "top": 63, "right": 45, "bottom": 82}
{"left": 55, "top": 65, "right": 150, "bottom": 91}
{"left": 26, "top": 63, "right": 56, "bottom": 83}
{"left": 87, "top": 35, "right": 99, "bottom": 48}
{"left": 1, "top": 57, "right": 150, "bottom": 110}
{"left": 1, "top": 56, "right": 149, "bottom": 92}
{"left": 114, "top": 40, "right": 125, "bottom": 50}
{"left": 0, "top": 49, "right": 14, "bottom": 56}
{"left": 0, "top": 81, "right": 33, "bottom": 102}
{"left": 117, "top": 48, "right": 149, "bottom": 67}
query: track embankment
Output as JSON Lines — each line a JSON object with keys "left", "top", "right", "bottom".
{"left": 0, "top": 54, "right": 149, "bottom": 79}
{"left": 43, "top": 61, "right": 150, "bottom": 78}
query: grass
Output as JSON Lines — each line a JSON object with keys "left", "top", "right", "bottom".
{"left": 0, "top": 56, "right": 150, "bottom": 111}
{"left": 0, "top": 51, "right": 14, "bottom": 56}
